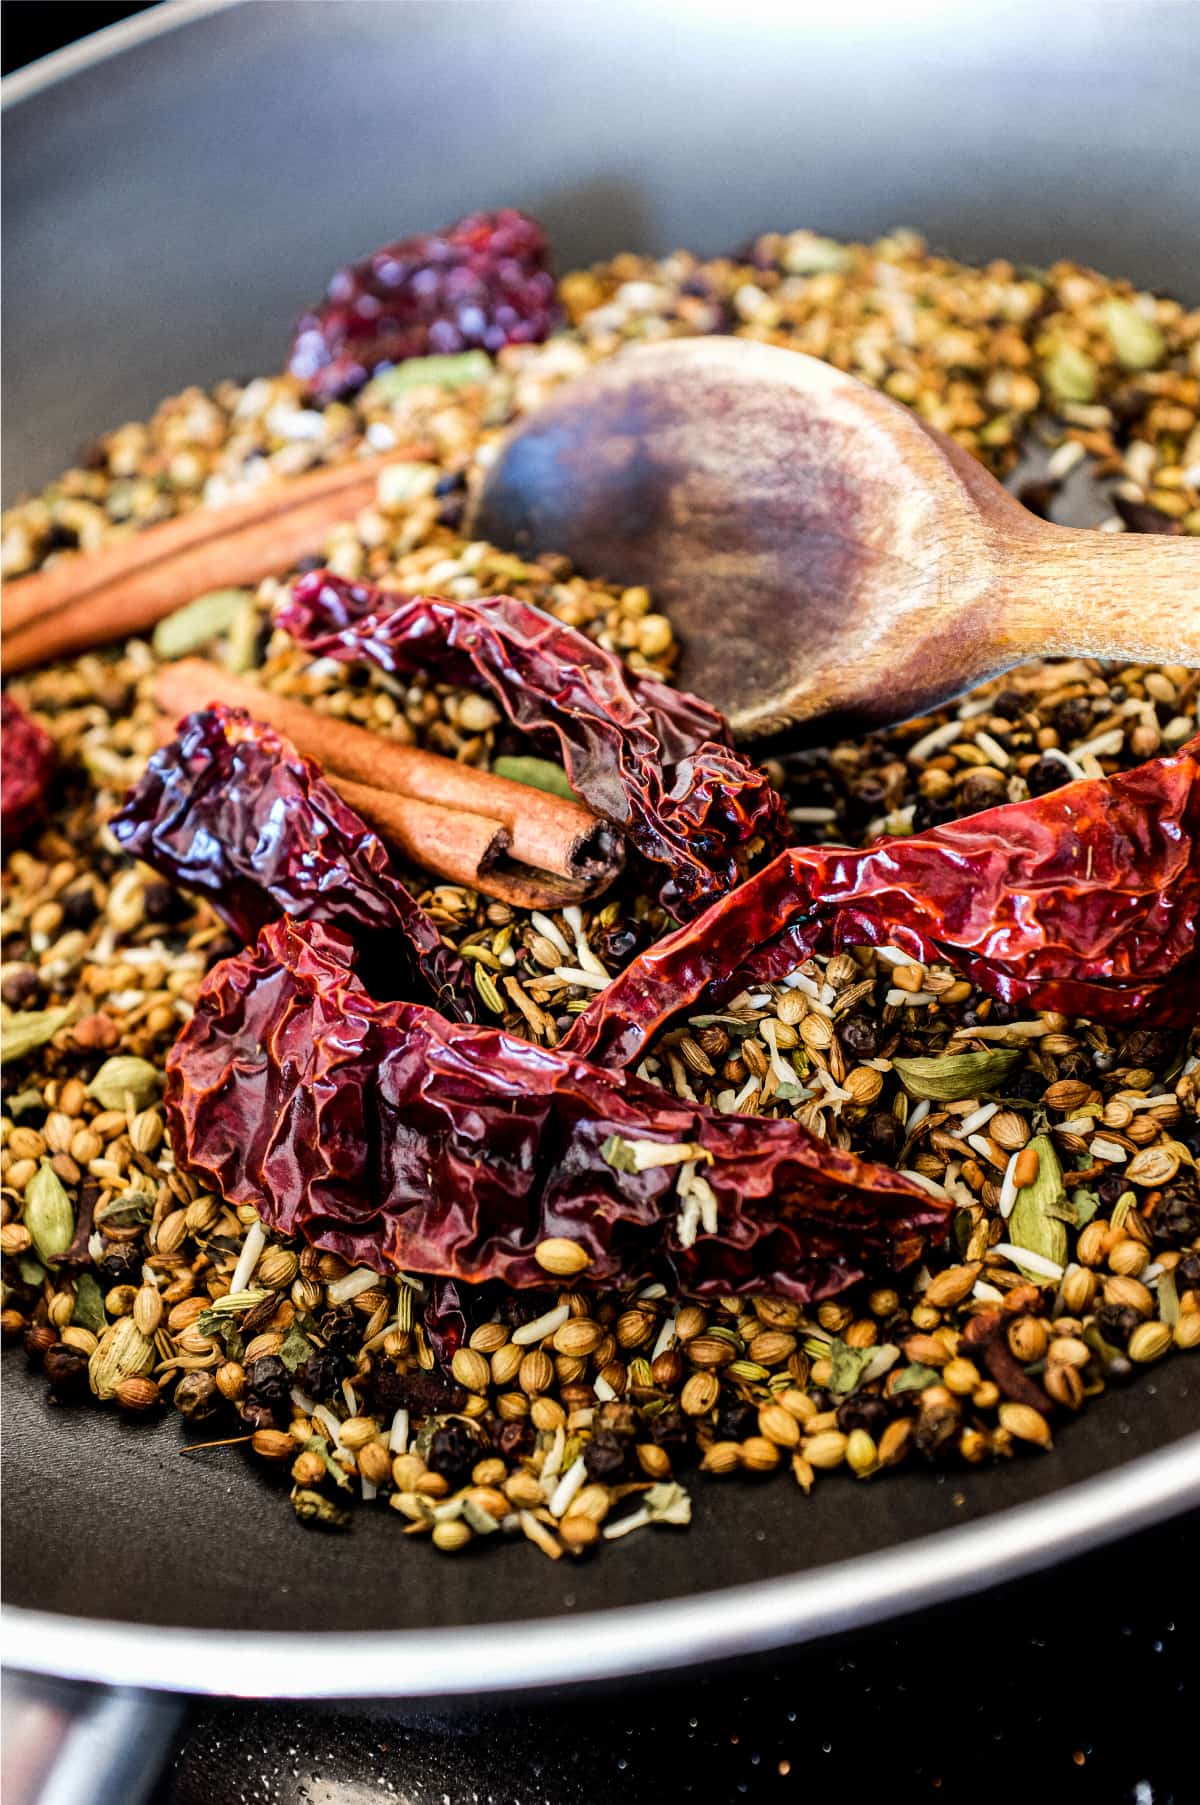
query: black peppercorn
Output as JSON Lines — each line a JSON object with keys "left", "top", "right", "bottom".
{"left": 646, "top": 1407, "right": 692, "bottom": 1462}
{"left": 714, "top": 1394, "right": 758, "bottom": 1441}
{"left": 44, "top": 1342, "right": 89, "bottom": 1391}
{"left": 301, "top": 1346, "right": 350, "bottom": 1400}
{"left": 1094, "top": 1304, "right": 1140, "bottom": 1349}
{"left": 583, "top": 1429, "right": 629, "bottom": 1482}
{"left": 317, "top": 1310, "right": 361, "bottom": 1357}
{"left": 836, "top": 1394, "right": 890, "bottom": 1437}
{"left": 1, "top": 967, "right": 43, "bottom": 1010}
{"left": 990, "top": 688, "right": 1026, "bottom": 720}
{"left": 1153, "top": 1183, "right": 1200, "bottom": 1248}
{"left": 861, "top": 1112, "right": 904, "bottom": 1162}
{"left": 1054, "top": 696, "right": 1093, "bottom": 741}
{"left": 245, "top": 1355, "right": 291, "bottom": 1408}
{"left": 1097, "top": 1171, "right": 1131, "bottom": 1210}
{"left": 1007, "top": 1068, "right": 1047, "bottom": 1103}
{"left": 1026, "top": 755, "right": 1070, "bottom": 797}
{"left": 428, "top": 1419, "right": 480, "bottom": 1487}
{"left": 174, "top": 1371, "right": 219, "bottom": 1419}
{"left": 59, "top": 885, "right": 99, "bottom": 929}
{"left": 839, "top": 1012, "right": 879, "bottom": 1060}
{"left": 95, "top": 1243, "right": 141, "bottom": 1287}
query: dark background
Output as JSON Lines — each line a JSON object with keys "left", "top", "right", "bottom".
{"left": 1, "top": 2, "right": 152, "bottom": 75}
{"left": 3, "top": 6, "right": 1197, "bottom": 1802}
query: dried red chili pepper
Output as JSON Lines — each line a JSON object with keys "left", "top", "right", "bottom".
{"left": 568, "top": 735, "right": 1200, "bottom": 1067}
{"left": 1, "top": 694, "right": 57, "bottom": 845}
{"left": 112, "top": 704, "right": 475, "bottom": 1020}
{"left": 289, "top": 208, "right": 560, "bottom": 403}
{"left": 167, "top": 917, "right": 946, "bottom": 1300}
{"left": 279, "top": 571, "right": 791, "bottom": 915}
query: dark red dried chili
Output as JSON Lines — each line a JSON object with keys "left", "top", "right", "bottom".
{"left": 279, "top": 571, "right": 791, "bottom": 915}
{"left": 289, "top": 208, "right": 560, "bottom": 404}
{"left": 568, "top": 735, "right": 1200, "bottom": 1068}
{"left": 167, "top": 917, "right": 947, "bottom": 1300}
{"left": 111, "top": 704, "right": 475, "bottom": 1020}
{"left": 1, "top": 694, "right": 57, "bottom": 846}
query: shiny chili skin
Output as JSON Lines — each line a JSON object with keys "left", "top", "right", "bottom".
{"left": 279, "top": 571, "right": 791, "bottom": 916}
{"left": 111, "top": 704, "right": 475, "bottom": 1020}
{"left": 167, "top": 917, "right": 947, "bottom": 1300}
{"left": 567, "top": 735, "right": 1200, "bottom": 1068}
{"left": 1, "top": 694, "right": 57, "bottom": 845}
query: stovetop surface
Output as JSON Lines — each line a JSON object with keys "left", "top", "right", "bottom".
{"left": 152, "top": 1511, "right": 1196, "bottom": 1805}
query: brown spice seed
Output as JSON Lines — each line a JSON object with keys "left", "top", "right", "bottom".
{"left": 559, "top": 1513, "right": 600, "bottom": 1552}
{"left": 534, "top": 1237, "right": 591, "bottom": 1277}
{"left": 740, "top": 1436, "right": 781, "bottom": 1473}
{"left": 686, "top": 1335, "right": 736, "bottom": 1370}
{"left": 114, "top": 1376, "right": 160, "bottom": 1412}
{"left": 251, "top": 1429, "right": 295, "bottom": 1461}
{"left": 451, "top": 1348, "right": 491, "bottom": 1392}
{"left": 680, "top": 1371, "right": 720, "bottom": 1416}
{"left": 758, "top": 1403, "right": 802, "bottom": 1448}
{"left": 358, "top": 1442, "right": 393, "bottom": 1486}
{"left": 922, "top": 1263, "right": 981, "bottom": 1308}
{"left": 518, "top": 1350, "right": 554, "bottom": 1395}
{"left": 998, "top": 1402, "right": 1052, "bottom": 1448}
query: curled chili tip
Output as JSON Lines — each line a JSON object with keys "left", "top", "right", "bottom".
{"left": 168, "top": 917, "right": 947, "bottom": 1301}
{"left": 1, "top": 693, "right": 57, "bottom": 845}
{"left": 568, "top": 734, "right": 1200, "bottom": 1067}
{"left": 111, "top": 703, "right": 476, "bottom": 1020}
{"left": 279, "top": 571, "right": 791, "bottom": 914}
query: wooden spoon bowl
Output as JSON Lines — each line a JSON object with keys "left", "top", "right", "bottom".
{"left": 475, "top": 338, "right": 1199, "bottom": 743}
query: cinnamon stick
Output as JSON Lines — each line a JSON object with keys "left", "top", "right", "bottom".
{"left": 150, "top": 714, "right": 589, "bottom": 912}
{"left": 154, "top": 657, "right": 622, "bottom": 887}
{"left": 336, "top": 779, "right": 588, "bottom": 912}
{"left": 1, "top": 450, "right": 412, "bottom": 673}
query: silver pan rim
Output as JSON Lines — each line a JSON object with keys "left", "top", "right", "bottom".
{"left": 0, "top": 0, "right": 243, "bottom": 108}
{"left": 4, "top": 1432, "right": 1198, "bottom": 1698}
{"left": 3, "top": 0, "right": 1198, "bottom": 1703}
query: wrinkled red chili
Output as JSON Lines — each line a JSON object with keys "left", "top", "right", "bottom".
{"left": 112, "top": 704, "right": 476, "bottom": 1019}
{"left": 567, "top": 735, "right": 1200, "bottom": 1068}
{"left": 1, "top": 694, "right": 57, "bottom": 846}
{"left": 279, "top": 571, "right": 791, "bottom": 916}
{"left": 167, "top": 917, "right": 947, "bottom": 1301}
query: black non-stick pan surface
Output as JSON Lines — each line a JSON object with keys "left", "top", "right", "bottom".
{"left": 3, "top": 0, "right": 1200, "bottom": 1699}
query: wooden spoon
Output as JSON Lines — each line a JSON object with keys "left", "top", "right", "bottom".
{"left": 474, "top": 338, "right": 1199, "bottom": 743}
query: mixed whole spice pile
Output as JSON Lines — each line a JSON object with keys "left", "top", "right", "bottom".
{"left": 2, "top": 215, "right": 1199, "bottom": 1560}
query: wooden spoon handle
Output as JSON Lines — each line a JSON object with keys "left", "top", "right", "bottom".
{"left": 995, "top": 523, "right": 1200, "bottom": 665}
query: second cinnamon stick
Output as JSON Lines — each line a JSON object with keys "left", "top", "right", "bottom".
{"left": 154, "top": 657, "right": 623, "bottom": 888}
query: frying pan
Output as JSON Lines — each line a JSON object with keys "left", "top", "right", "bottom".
{"left": 3, "top": 0, "right": 1200, "bottom": 1795}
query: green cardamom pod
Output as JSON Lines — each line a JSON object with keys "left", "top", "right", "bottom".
{"left": 1101, "top": 298, "right": 1164, "bottom": 372}
{"left": 151, "top": 588, "right": 254, "bottom": 661}
{"left": 1044, "top": 343, "right": 1098, "bottom": 403}
{"left": 1, "top": 1006, "right": 73, "bottom": 1063}
{"left": 892, "top": 1049, "right": 1022, "bottom": 1102}
{"left": 88, "top": 1317, "right": 156, "bottom": 1400}
{"left": 359, "top": 351, "right": 492, "bottom": 407}
{"left": 86, "top": 1056, "right": 162, "bottom": 1112}
{"left": 1008, "top": 1134, "right": 1068, "bottom": 1276}
{"left": 23, "top": 1159, "right": 75, "bottom": 1263}
{"left": 491, "top": 755, "right": 580, "bottom": 802}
